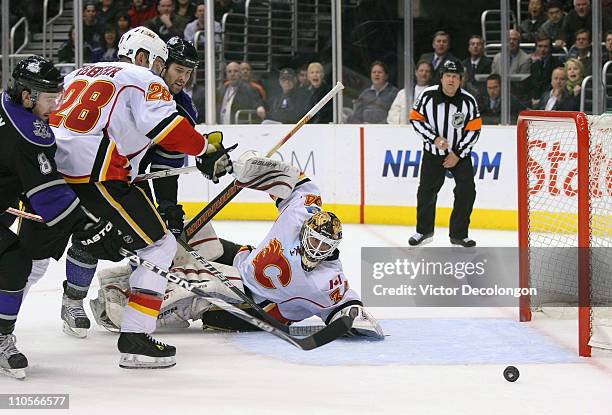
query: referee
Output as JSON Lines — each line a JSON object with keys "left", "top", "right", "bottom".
{"left": 408, "top": 60, "right": 481, "bottom": 247}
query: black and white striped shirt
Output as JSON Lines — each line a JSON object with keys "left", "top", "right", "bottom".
{"left": 409, "top": 85, "right": 482, "bottom": 158}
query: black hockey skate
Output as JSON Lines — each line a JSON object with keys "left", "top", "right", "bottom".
{"left": 450, "top": 237, "right": 477, "bottom": 248}
{"left": 408, "top": 232, "right": 433, "bottom": 246}
{"left": 117, "top": 333, "right": 176, "bottom": 369}
{"left": 0, "top": 333, "right": 28, "bottom": 379}
{"left": 61, "top": 294, "right": 91, "bottom": 338}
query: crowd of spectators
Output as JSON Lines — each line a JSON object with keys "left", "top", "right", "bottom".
{"left": 381, "top": 0, "right": 612, "bottom": 124}
{"left": 27, "top": 0, "right": 612, "bottom": 124}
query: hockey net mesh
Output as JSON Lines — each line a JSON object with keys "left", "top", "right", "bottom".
{"left": 524, "top": 115, "right": 612, "bottom": 334}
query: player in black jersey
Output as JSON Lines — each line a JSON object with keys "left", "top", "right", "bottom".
{"left": 138, "top": 36, "right": 201, "bottom": 236}
{"left": 0, "top": 56, "right": 125, "bottom": 379}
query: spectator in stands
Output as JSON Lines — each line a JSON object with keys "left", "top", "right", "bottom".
{"left": 304, "top": 62, "right": 332, "bottom": 124}
{"left": 175, "top": 0, "right": 197, "bottom": 22}
{"left": 567, "top": 29, "right": 592, "bottom": 74}
{"left": 530, "top": 35, "right": 564, "bottom": 102}
{"left": 520, "top": 0, "right": 547, "bottom": 43}
{"left": 83, "top": 0, "right": 104, "bottom": 49}
{"left": 491, "top": 29, "right": 532, "bottom": 75}
{"left": 218, "top": 61, "right": 266, "bottom": 124}
{"left": 539, "top": 1, "right": 567, "bottom": 49}
{"left": 479, "top": 74, "right": 525, "bottom": 124}
{"left": 58, "top": 26, "right": 94, "bottom": 70}
{"left": 146, "top": 0, "right": 189, "bottom": 41}
{"left": 297, "top": 65, "right": 309, "bottom": 89}
{"left": 387, "top": 60, "right": 433, "bottom": 124}
{"left": 97, "top": 0, "right": 123, "bottom": 27}
{"left": 92, "top": 25, "right": 120, "bottom": 62}
{"left": 265, "top": 69, "right": 308, "bottom": 124}
{"left": 565, "top": 58, "right": 585, "bottom": 101}
{"left": 462, "top": 35, "right": 492, "bottom": 84}
{"left": 116, "top": 11, "right": 132, "bottom": 37}
{"left": 418, "top": 31, "right": 458, "bottom": 83}
{"left": 184, "top": 3, "right": 222, "bottom": 47}
{"left": 605, "top": 30, "right": 612, "bottom": 62}
{"left": 534, "top": 67, "right": 579, "bottom": 110}
{"left": 239, "top": 62, "right": 267, "bottom": 101}
{"left": 348, "top": 60, "right": 399, "bottom": 124}
{"left": 562, "top": 0, "right": 591, "bottom": 46}
{"left": 129, "top": 0, "right": 157, "bottom": 28}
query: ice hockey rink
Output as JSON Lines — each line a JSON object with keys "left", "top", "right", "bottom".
{"left": 2, "top": 220, "right": 612, "bottom": 415}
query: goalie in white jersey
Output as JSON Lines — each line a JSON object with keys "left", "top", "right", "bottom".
{"left": 91, "top": 153, "right": 384, "bottom": 339}
{"left": 48, "top": 27, "right": 233, "bottom": 369}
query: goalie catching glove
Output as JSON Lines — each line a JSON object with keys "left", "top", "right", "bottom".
{"left": 327, "top": 302, "right": 385, "bottom": 340}
{"left": 196, "top": 131, "right": 237, "bottom": 183}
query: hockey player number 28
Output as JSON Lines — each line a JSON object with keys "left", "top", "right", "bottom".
{"left": 49, "top": 80, "right": 116, "bottom": 133}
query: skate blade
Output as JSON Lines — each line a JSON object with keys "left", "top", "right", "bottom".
{"left": 0, "top": 367, "right": 26, "bottom": 380}
{"left": 119, "top": 353, "right": 176, "bottom": 369}
{"left": 62, "top": 322, "right": 88, "bottom": 338}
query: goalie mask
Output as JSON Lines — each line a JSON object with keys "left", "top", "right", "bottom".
{"left": 299, "top": 211, "right": 342, "bottom": 272}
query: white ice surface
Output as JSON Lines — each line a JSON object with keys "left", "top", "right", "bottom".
{"left": 4, "top": 222, "right": 612, "bottom": 415}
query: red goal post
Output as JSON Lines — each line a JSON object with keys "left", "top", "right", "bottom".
{"left": 517, "top": 110, "right": 612, "bottom": 357}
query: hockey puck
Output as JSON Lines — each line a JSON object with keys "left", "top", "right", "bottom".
{"left": 503, "top": 366, "right": 519, "bottom": 382}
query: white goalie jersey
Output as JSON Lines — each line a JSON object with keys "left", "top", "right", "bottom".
{"left": 234, "top": 178, "right": 361, "bottom": 324}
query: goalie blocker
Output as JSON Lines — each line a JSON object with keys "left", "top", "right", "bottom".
{"left": 91, "top": 153, "right": 384, "bottom": 339}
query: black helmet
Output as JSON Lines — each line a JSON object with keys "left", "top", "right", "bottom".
{"left": 166, "top": 37, "right": 199, "bottom": 69}
{"left": 440, "top": 59, "right": 464, "bottom": 76}
{"left": 7, "top": 55, "right": 63, "bottom": 105}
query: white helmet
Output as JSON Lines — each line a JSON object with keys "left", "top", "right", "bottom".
{"left": 118, "top": 26, "right": 168, "bottom": 69}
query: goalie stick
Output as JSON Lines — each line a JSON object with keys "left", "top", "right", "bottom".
{"left": 119, "top": 248, "right": 355, "bottom": 350}
{"left": 181, "top": 81, "right": 345, "bottom": 243}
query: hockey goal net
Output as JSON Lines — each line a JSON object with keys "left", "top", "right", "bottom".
{"left": 517, "top": 110, "right": 612, "bottom": 357}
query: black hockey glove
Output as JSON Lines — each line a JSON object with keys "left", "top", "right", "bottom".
{"left": 157, "top": 203, "right": 185, "bottom": 237}
{"left": 196, "top": 132, "right": 237, "bottom": 183}
{"left": 73, "top": 216, "right": 126, "bottom": 262}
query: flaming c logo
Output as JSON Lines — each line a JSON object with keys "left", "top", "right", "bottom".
{"left": 252, "top": 239, "right": 292, "bottom": 289}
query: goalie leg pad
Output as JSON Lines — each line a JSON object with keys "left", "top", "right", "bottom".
{"left": 232, "top": 151, "right": 301, "bottom": 199}
{"left": 174, "top": 222, "right": 223, "bottom": 265}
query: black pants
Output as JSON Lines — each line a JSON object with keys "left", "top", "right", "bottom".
{"left": 416, "top": 151, "right": 476, "bottom": 239}
{"left": 70, "top": 181, "right": 168, "bottom": 251}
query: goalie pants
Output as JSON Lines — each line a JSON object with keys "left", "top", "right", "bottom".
{"left": 70, "top": 181, "right": 176, "bottom": 333}
{"left": 416, "top": 151, "right": 476, "bottom": 239}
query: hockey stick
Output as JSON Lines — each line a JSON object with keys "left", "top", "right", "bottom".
{"left": 132, "top": 165, "right": 198, "bottom": 183}
{"left": 181, "top": 81, "right": 344, "bottom": 243}
{"left": 5, "top": 207, "right": 355, "bottom": 345}
{"left": 4, "top": 207, "right": 44, "bottom": 222}
{"left": 119, "top": 248, "right": 355, "bottom": 350}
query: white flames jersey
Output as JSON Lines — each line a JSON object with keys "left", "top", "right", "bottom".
{"left": 50, "top": 62, "right": 205, "bottom": 183}
{"left": 234, "top": 178, "right": 360, "bottom": 324}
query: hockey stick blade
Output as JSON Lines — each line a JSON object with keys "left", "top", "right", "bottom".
{"left": 119, "top": 248, "right": 354, "bottom": 350}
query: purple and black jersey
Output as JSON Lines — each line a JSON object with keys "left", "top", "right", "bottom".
{"left": 0, "top": 93, "right": 81, "bottom": 228}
